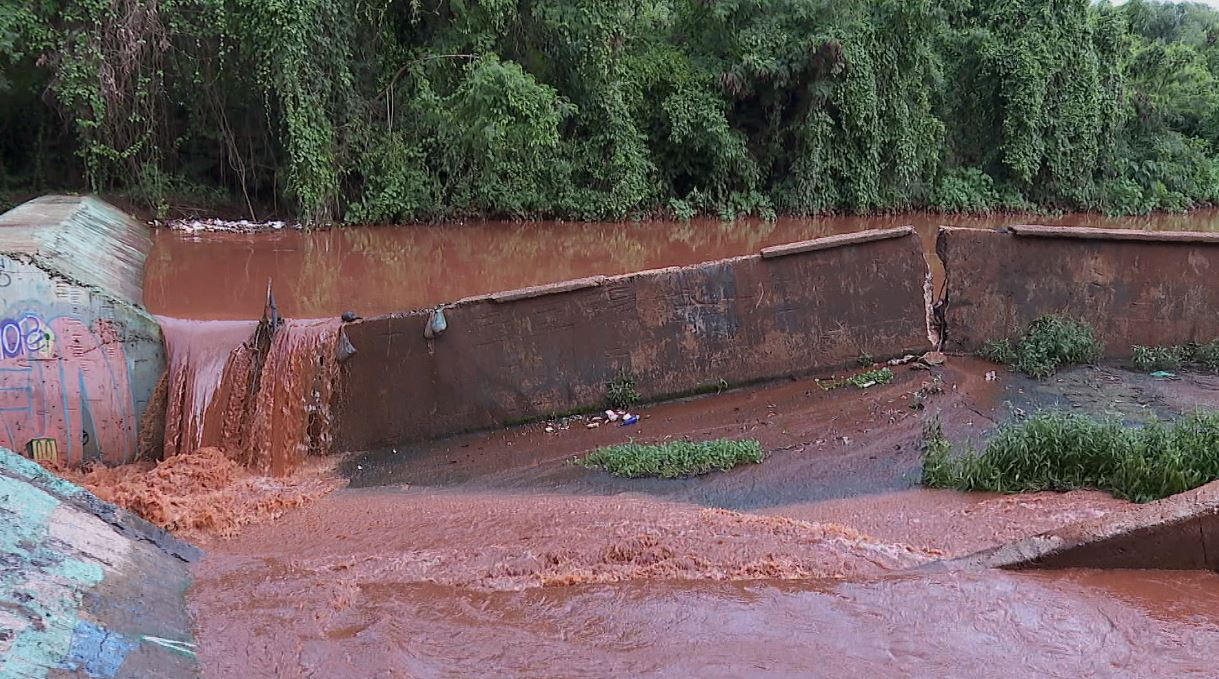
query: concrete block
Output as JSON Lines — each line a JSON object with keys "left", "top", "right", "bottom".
{"left": 940, "top": 225, "right": 1219, "bottom": 354}
{"left": 0, "top": 197, "right": 166, "bottom": 465}
{"left": 0, "top": 447, "right": 198, "bottom": 678}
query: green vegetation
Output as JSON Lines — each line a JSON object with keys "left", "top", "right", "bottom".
{"left": 577, "top": 438, "right": 765, "bottom": 478}
{"left": 921, "top": 410, "right": 1219, "bottom": 503}
{"left": 1132, "top": 341, "right": 1219, "bottom": 372}
{"left": 980, "top": 315, "right": 1103, "bottom": 378}
{"left": 817, "top": 367, "right": 895, "bottom": 391}
{"left": 606, "top": 371, "right": 640, "bottom": 411}
{"left": 1, "top": 0, "right": 1217, "bottom": 222}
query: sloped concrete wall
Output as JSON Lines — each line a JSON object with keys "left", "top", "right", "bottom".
{"left": 0, "top": 448, "right": 199, "bottom": 678}
{"left": 939, "top": 225, "right": 1219, "bottom": 355}
{"left": 335, "top": 228, "right": 932, "bottom": 450}
{"left": 939, "top": 480, "right": 1219, "bottom": 572}
{"left": 0, "top": 196, "right": 165, "bottom": 466}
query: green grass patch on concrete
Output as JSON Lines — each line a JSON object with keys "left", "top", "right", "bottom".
{"left": 1132, "top": 341, "right": 1219, "bottom": 373}
{"left": 921, "top": 410, "right": 1219, "bottom": 503}
{"left": 980, "top": 315, "right": 1102, "bottom": 378}
{"left": 577, "top": 439, "right": 765, "bottom": 479}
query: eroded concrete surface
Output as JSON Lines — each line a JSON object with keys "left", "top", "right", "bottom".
{"left": 0, "top": 448, "right": 198, "bottom": 678}
{"left": 0, "top": 196, "right": 166, "bottom": 466}
{"left": 189, "top": 358, "right": 1219, "bottom": 677}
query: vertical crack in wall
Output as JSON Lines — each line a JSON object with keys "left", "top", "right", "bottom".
{"left": 932, "top": 227, "right": 949, "bottom": 351}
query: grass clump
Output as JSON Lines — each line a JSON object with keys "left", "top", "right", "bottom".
{"left": 576, "top": 439, "right": 765, "bottom": 479}
{"left": 606, "top": 371, "right": 639, "bottom": 411}
{"left": 979, "top": 315, "right": 1102, "bottom": 378}
{"left": 817, "top": 367, "right": 895, "bottom": 391}
{"left": 1131, "top": 341, "right": 1219, "bottom": 373}
{"left": 921, "top": 410, "right": 1219, "bottom": 503}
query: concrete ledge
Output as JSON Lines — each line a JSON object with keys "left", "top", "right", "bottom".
{"left": 489, "top": 276, "right": 607, "bottom": 303}
{"left": 760, "top": 227, "right": 913, "bottom": 259}
{"left": 1009, "top": 224, "right": 1219, "bottom": 244}
{"left": 933, "top": 481, "right": 1219, "bottom": 572}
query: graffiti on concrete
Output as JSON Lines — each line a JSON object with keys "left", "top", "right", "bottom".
{"left": 0, "top": 308, "right": 135, "bottom": 465}
{"left": 0, "top": 313, "right": 52, "bottom": 358}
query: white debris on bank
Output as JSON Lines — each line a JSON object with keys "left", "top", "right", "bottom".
{"left": 155, "top": 218, "right": 302, "bottom": 233}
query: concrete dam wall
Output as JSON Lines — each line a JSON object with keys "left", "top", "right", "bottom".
{"left": 939, "top": 225, "right": 1219, "bottom": 355}
{"left": 0, "top": 196, "right": 165, "bottom": 466}
{"left": 334, "top": 228, "right": 933, "bottom": 450}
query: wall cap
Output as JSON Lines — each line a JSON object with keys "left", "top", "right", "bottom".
{"left": 489, "top": 275, "right": 607, "bottom": 303}
{"left": 1009, "top": 224, "right": 1219, "bottom": 244}
{"left": 760, "top": 226, "right": 914, "bottom": 259}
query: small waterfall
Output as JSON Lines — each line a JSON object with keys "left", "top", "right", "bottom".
{"left": 159, "top": 313, "right": 342, "bottom": 476}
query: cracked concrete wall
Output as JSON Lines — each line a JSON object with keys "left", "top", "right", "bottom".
{"left": 939, "top": 225, "right": 1219, "bottom": 355}
{"left": 335, "top": 228, "right": 931, "bottom": 450}
{"left": 0, "top": 197, "right": 166, "bottom": 466}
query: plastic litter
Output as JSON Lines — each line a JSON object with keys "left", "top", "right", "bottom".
{"left": 336, "top": 331, "right": 357, "bottom": 363}
{"left": 605, "top": 410, "right": 620, "bottom": 422}
{"left": 424, "top": 307, "right": 448, "bottom": 339}
{"left": 985, "top": 370, "right": 998, "bottom": 382}
{"left": 1150, "top": 371, "right": 1177, "bottom": 379}
{"left": 622, "top": 414, "right": 640, "bottom": 426}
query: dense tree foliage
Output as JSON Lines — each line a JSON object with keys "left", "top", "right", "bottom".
{"left": 1, "top": 0, "right": 1217, "bottom": 222}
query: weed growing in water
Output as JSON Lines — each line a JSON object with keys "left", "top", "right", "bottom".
{"left": 606, "top": 371, "right": 640, "bottom": 411}
{"left": 920, "top": 410, "right": 1219, "bottom": 502}
{"left": 576, "top": 439, "right": 765, "bottom": 479}
{"left": 979, "top": 315, "right": 1102, "bottom": 378}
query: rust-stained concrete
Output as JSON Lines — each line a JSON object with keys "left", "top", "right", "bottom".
{"left": 937, "top": 480, "right": 1219, "bottom": 572}
{"left": 0, "top": 196, "right": 166, "bottom": 465}
{"left": 939, "top": 225, "right": 1219, "bottom": 354}
{"left": 335, "top": 228, "right": 931, "bottom": 450}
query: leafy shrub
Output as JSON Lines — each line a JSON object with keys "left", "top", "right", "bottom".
{"left": 577, "top": 439, "right": 765, "bottom": 478}
{"left": 1132, "top": 344, "right": 1187, "bottom": 372}
{"left": 980, "top": 316, "right": 1103, "bottom": 378}
{"left": 1131, "top": 341, "right": 1219, "bottom": 373}
{"left": 921, "top": 410, "right": 1219, "bottom": 503}
{"left": 933, "top": 168, "right": 997, "bottom": 213}
{"left": 606, "top": 371, "right": 639, "bottom": 411}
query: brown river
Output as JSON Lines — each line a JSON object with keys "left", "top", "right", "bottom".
{"left": 142, "top": 210, "right": 1219, "bottom": 678}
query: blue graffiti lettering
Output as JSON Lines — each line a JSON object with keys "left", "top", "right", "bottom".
{"left": 0, "top": 314, "right": 49, "bottom": 359}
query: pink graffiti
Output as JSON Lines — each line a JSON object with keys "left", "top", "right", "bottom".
{"left": 0, "top": 315, "right": 135, "bottom": 466}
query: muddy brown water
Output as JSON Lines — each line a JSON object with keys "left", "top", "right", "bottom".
{"left": 149, "top": 212, "right": 1219, "bottom": 677}
{"left": 192, "top": 564, "right": 1219, "bottom": 677}
{"left": 188, "top": 360, "right": 1219, "bottom": 677}
{"left": 144, "top": 210, "right": 1219, "bottom": 320}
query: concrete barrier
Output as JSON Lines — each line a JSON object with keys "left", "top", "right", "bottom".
{"left": 939, "top": 225, "right": 1219, "bottom": 354}
{"left": 335, "top": 227, "right": 932, "bottom": 450}
{"left": 0, "top": 196, "right": 165, "bottom": 466}
{"left": 0, "top": 447, "right": 199, "bottom": 677}
{"left": 937, "top": 480, "right": 1219, "bottom": 572}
